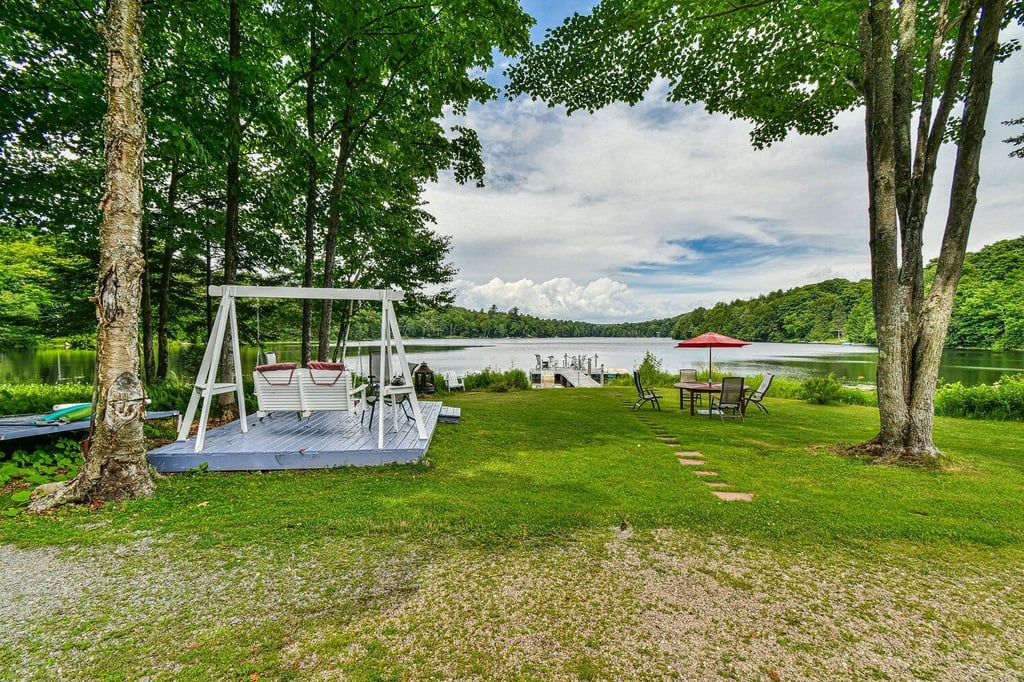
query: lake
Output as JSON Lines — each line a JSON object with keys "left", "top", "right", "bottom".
{"left": 3, "top": 338, "right": 1024, "bottom": 387}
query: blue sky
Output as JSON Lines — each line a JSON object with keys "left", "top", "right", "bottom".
{"left": 422, "top": 2, "right": 1024, "bottom": 323}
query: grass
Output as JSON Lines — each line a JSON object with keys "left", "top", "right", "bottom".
{"left": 1, "top": 388, "right": 1023, "bottom": 680}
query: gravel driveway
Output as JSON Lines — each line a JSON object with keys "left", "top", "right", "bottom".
{"left": 3, "top": 529, "right": 1022, "bottom": 680}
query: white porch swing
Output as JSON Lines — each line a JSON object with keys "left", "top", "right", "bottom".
{"left": 176, "top": 285, "right": 427, "bottom": 452}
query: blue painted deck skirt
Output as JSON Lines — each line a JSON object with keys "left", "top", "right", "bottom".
{"left": 148, "top": 401, "right": 447, "bottom": 473}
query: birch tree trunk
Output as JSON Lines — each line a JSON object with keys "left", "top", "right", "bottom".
{"left": 30, "top": 0, "right": 153, "bottom": 511}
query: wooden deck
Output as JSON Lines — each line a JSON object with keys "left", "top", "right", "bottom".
{"left": 0, "top": 410, "right": 180, "bottom": 443}
{"left": 148, "top": 401, "right": 450, "bottom": 473}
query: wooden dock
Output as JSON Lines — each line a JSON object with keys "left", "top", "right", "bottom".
{"left": 531, "top": 369, "right": 603, "bottom": 388}
{"left": 0, "top": 410, "right": 180, "bottom": 443}
{"left": 147, "top": 401, "right": 452, "bottom": 473}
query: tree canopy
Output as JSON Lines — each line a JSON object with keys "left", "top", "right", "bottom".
{"left": 507, "top": 0, "right": 1022, "bottom": 459}
{"left": 0, "top": 0, "right": 534, "bottom": 370}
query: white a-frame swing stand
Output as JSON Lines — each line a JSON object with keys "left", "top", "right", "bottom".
{"left": 176, "top": 285, "right": 427, "bottom": 452}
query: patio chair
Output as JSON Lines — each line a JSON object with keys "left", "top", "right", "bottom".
{"left": 443, "top": 370, "right": 465, "bottom": 391}
{"left": 709, "top": 376, "right": 745, "bottom": 422}
{"left": 367, "top": 350, "right": 390, "bottom": 387}
{"left": 678, "top": 368, "right": 703, "bottom": 405}
{"left": 361, "top": 380, "right": 413, "bottom": 427}
{"left": 632, "top": 371, "right": 663, "bottom": 411}
{"left": 746, "top": 374, "right": 774, "bottom": 414}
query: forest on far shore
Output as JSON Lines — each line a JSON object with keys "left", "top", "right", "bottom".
{"left": 3, "top": 236, "right": 1023, "bottom": 351}
{"left": 395, "top": 236, "right": 1024, "bottom": 349}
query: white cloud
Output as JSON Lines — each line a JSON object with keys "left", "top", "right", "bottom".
{"left": 456, "top": 276, "right": 642, "bottom": 321}
{"left": 423, "top": 27, "right": 1024, "bottom": 324}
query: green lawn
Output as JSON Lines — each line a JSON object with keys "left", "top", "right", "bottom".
{"left": 2, "top": 389, "right": 1022, "bottom": 680}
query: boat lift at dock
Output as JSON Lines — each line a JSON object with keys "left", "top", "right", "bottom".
{"left": 530, "top": 353, "right": 624, "bottom": 388}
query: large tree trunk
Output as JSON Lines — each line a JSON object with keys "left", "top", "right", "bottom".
{"left": 906, "top": 0, "right": 1004, "bottom": 450}
{"left": 302, "top": 16, "right": 318, "bottom": 366}
{"left": 30, "top": 0, "right": 153, "bottom": 511}
{"left": 156, "top": 157, "right": 182, "bottom": 380}
{"left": 317, "top": 96, "right": 355, "bottom": 361}
{"left": 140, "top": 217, "right": 155, "bottom": 382}
{"left": 156, "top": 239, "right": 174, "bottom": 380}
{"left": 218, "top": 0, "right": 242, "bottom": 418}
{"left": 859, "top": 0, "right": 1005, "bottom": 461}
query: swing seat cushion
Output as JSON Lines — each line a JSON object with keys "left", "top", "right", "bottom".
{"left": 255, "top": 362, "right": 298, "bottom": 373}
{"left": 306, "top": 361, "right": 344, "bottom": 371}
{"left": 306, "top": 362, "right": 346, "bottom": 386}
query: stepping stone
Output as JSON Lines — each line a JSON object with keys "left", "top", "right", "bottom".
{"left": 705, "top": 481, "right": 730, "bottom": 488}
{"left": 677, "top": 458, "right": 706, "bottom": 466}
{"left": 713, "top": 491, "right": 754, "bottom": 501}
{"left": 693, "top": 470, "right": 718, "bottom": 477}
{"left": 676, "top": 451, "right": 703, "bottom": 458}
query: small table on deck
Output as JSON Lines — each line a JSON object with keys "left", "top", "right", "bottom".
{"left": 674, "top": 381, "right": 722, "bottom": 415}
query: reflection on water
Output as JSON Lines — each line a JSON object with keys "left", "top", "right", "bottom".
{"left": 3, "top": 339, "right": 1024, "bottom": 387}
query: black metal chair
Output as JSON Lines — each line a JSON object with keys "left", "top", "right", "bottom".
{"left": 632, "top": 371, "right": 663, "bottom": 411}
{"left": 361, "top": 381, "right": 412, "bottom": 428}
{"left": 710, "top": 376, "right": 745, "bottom": 422}
{"left": 746, "top": 374, "right": 774, "bottom": 414}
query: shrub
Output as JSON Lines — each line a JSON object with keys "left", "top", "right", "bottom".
{"left": 762, "top": 376, "right": 804, "bottom": 400}
{"left": 631, "top": 351, "right": 680, "bottom": 387}
{"left": 935, "top": 374, "right": 1024, "bottom": 420}
{"left": 464, "top": 367, "right": 530, "bottom": 392}
{"left": 637, "top": 351, "right": 663, "bottom": 387}
{"left": 797, "top": 373, "right": 873, "bottom": 406}
{"left": 1, "top": 438, "right": 81, "bottom": 517}
{"left": 0, "top": 383, "right": 92, "bottom": 414}
{"left": 144, "top": 378, "right": 199, "bottom": 413}
{"left": 799, "top": 374, "right": 844, "bottom": 404}
{"left": 61, "top": 334, "right": 97, "bottom": 351}
{"left": 0, "top": 378, "right": 201, "bottom": 416}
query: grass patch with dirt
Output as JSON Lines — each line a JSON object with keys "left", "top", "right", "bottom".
{"left": 1, "top": 389, "right": 1022, "bottom": 680}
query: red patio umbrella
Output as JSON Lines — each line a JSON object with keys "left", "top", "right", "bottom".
{"left": 674, "top": 332, "right": 751, "bottom": 383}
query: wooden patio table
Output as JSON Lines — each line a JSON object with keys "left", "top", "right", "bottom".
{"left": 674, "top": 381, "right": 719, "bottom": 415}
{"left": 673, "top": 381, "right": 749, "bottom": 417}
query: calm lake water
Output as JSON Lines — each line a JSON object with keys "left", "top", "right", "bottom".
{"left": 3, "top": 338, "right": 1024, "bottom": 387}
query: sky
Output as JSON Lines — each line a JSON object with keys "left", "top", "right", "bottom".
{"left": 421, "top": 1, "right": 1024, "bottom": 324}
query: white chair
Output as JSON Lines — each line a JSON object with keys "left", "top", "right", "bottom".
{"left": 444, "top": 370, "right": 465, "bottom": 391}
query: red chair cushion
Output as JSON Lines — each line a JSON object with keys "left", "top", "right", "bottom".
{"left": 306, "top": 361, "right": 345, "bottom": 371}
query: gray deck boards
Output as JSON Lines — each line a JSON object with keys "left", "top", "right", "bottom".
{"left": 147, "top": 401, "right": 444, "bottom": 472}
{"left": 438, "top": 406, "right": 461, "bottom": 423}
{"left": 0, "top": 411, "right": 180, "bottom": 442}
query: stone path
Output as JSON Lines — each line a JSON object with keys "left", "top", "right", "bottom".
{"left": 676, "top": 452, "right": 754, "bottom": 501}
{"left": 623, "top": 390, "right": 754, "bottom": 502}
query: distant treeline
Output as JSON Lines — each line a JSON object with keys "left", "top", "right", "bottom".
{"left": 390, "top": 236, "right": 1024, "bottom": 350}
{"left": 338, "top": 304, "right": 678, "bottom": 340}
{"left": 5, "top": 232, "right": 1021, "bottom": 350}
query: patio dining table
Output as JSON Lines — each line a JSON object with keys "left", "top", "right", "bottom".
{"left": 674, "top": 381, "right": 749, "bottom": 416}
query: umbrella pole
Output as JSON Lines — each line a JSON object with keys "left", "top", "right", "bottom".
{"left": 708, "top": 347, "right": 712, "bottom": 384}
